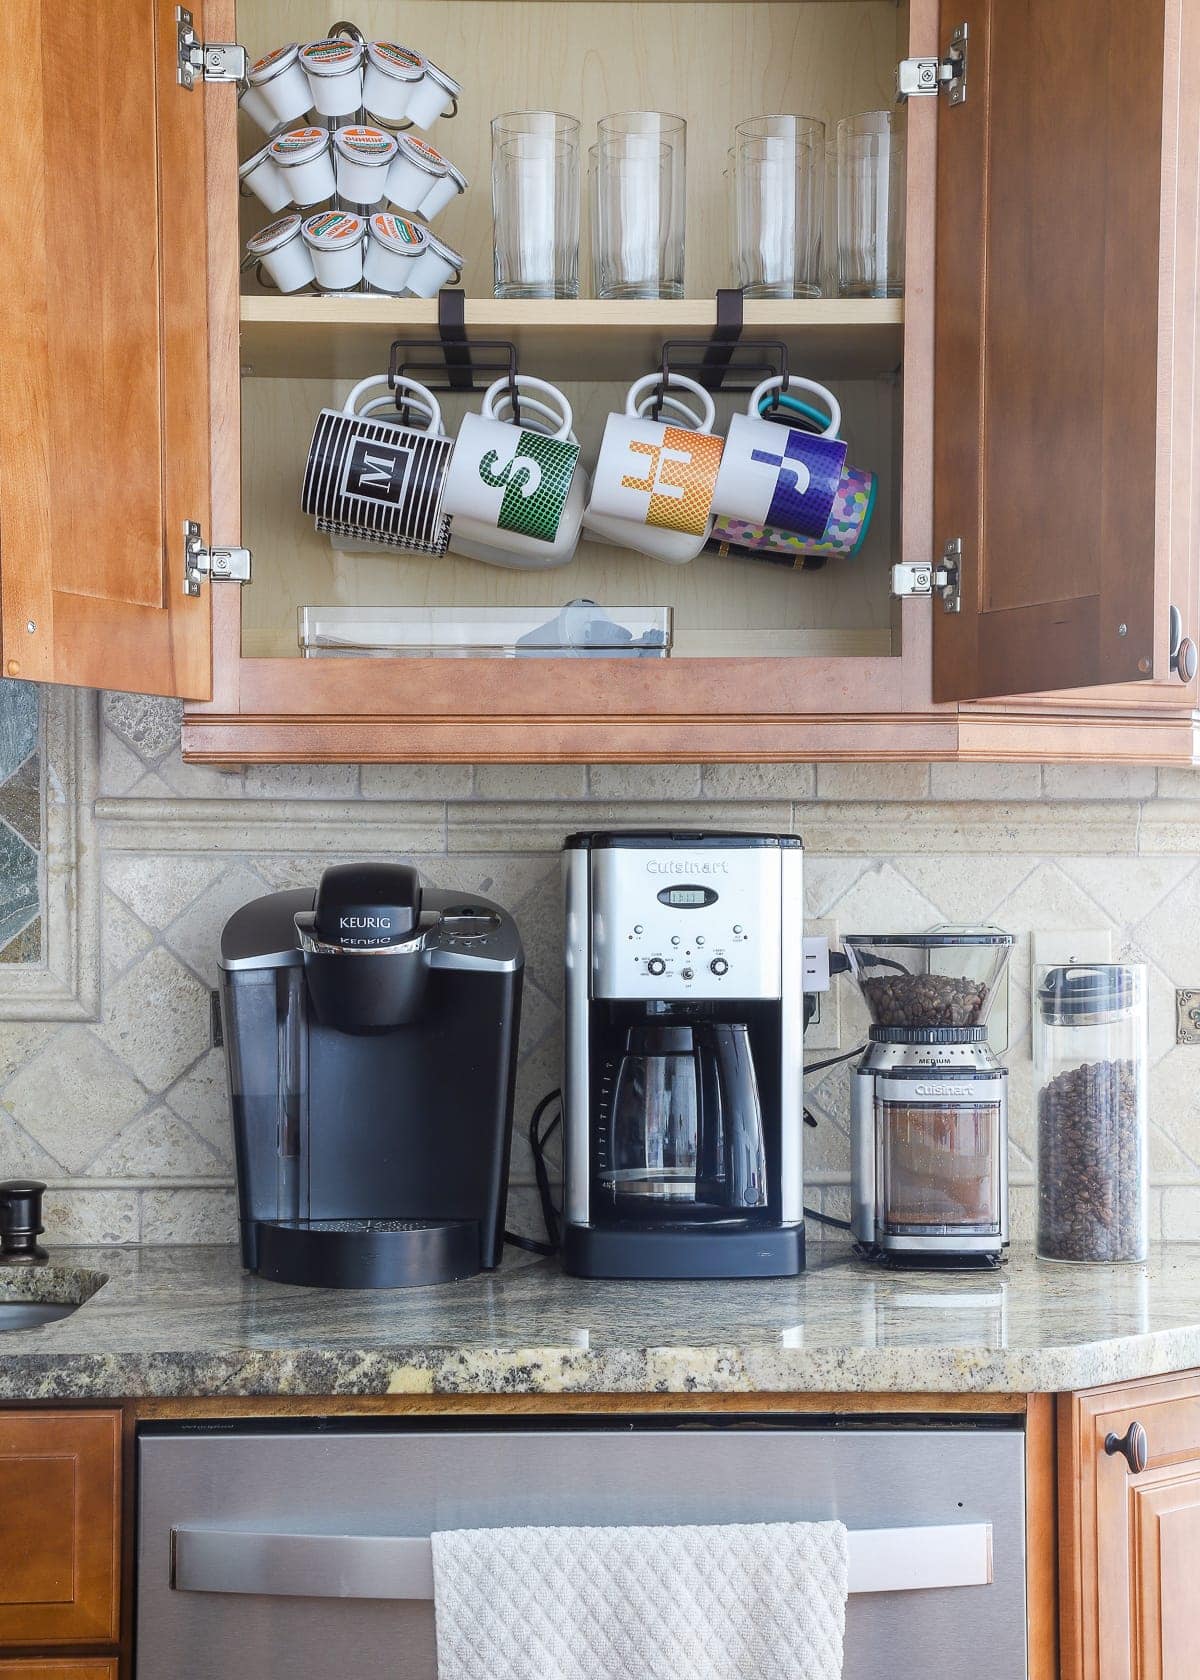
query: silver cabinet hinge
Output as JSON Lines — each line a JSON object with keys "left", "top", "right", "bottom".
{"left": 184, "top": 521, "right": 251, "bottom": 597}
{"left": 897, "top": 23, "right": 968, "bottom": 105}
{"left": 891, "top": 538, "right": 962, "bottom": 613}
{"left": 177, "top": 7, "right": 247, "bottom": 87}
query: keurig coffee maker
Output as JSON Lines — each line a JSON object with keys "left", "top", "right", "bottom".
{"left": 562, "top": 831, "right": 806, "bottom": 1279}
{"left": 219, "top": 862, "right": 523, "bottom": 1289}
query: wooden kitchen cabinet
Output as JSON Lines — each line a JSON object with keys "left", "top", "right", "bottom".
{"left": 2, "top": 0, "right": 1198, "bottom": 761}
{"left": 0, "top": 1666, "right": 118, "bottom": 1680}
{"left": 1060, "top": 1369, "right": 1200, "bottom": 1680}
{"left": 0, "top": 1410, "right": 121, "bottom": 1649}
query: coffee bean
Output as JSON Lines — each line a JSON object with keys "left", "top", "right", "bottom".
{"left": 862, "top": 973, "right": 988, "bottom": 1028}
{"left": 1037, "top": 1058, "right": 1145, "bottom": 1262}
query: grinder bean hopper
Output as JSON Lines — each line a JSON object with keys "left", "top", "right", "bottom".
{"left": 843, "top": 929, "right": 1014, "bottom": 1267}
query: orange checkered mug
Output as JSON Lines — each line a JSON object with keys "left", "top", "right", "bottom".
{"left": 583, "top": 374, "right": 725, "bottom": 565}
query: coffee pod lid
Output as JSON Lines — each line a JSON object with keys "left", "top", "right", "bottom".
{"left": 423, "top": 58, "right": 462, "bottom": 98}
{"left": 301, "top": 209, "right": 366, "bottom": 250}
{"left": 269, "top": 126, "right": 331, "bottom": 167}
{"left": 1037, "top": 963, "right": 1143, "bottom": 1026}
{"left": 299, "top": 38, "right": 364, "bottom": 75}
{"left": 424, "top": 232, "right": 463, "bottom": 265}
{"left": 248, "top": 42, "right": 301, "bottom": 86}
{"left": 397, "top": 134, "right": 449, "bottom": 177}
{"left": 333, "top": 125, "right": 399, "bottom": 165}
{"left": 366, "top": 41, "right": 424, "bottom": 82}
{"left": 238, "top": 140, "right": 278, "bottom": 180}
{"left": 442, "top": 161, "right": 468, "bottom": 191}
{"left": 247, "top": 212, "right": 304, "bottom": 255}
{"left": 368, "top": 212, "right": 429, "bottom": 255}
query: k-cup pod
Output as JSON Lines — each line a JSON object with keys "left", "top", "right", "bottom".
{"left": 245, "top": 213, "right": 314, "bottom": 292}
{"left": 362, "top": 212, "right": 429, "bottom": 293}
{"left": 362, "top": 41, "right": 424, "bottom": 124}
{"left": 302, "top": 210, "right": 366, "bottom": 292}
{"left": 406, "top": 58, "right": 461, "bottom": 130}
{"left": 387, "top": 134, "right": 449, "bottom": 212}
{"left": 298, "top": 38, "right": 364, "bottom": 118}
{"left": 246, "top": 43, "right": 312, "bottom": 129}
{"left": 405, "top": 232, "right": 463, "bottom": 297}
{"left": 333, "top": 125, "right": 398, "bottom": 207}
{"left": 416, "top": 157, "right": 467, "bottom": 219}
{"left": 712, "top": 374, "right": 848, "bottom": 537}
{"left": 238, "top": 78, "right": 282, "bottom": 136}
{"left": 238, "top": 140, "right": 292, "bottom": 213}
{"left": 269, "top": 126, "right": 337, "bottom": 207}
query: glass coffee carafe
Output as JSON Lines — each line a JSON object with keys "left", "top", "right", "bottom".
{"left": 599, "top": 1017, "right": 768, "bottom": 1220}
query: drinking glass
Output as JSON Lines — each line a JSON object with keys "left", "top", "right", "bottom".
{"left": 594, "top": 111, "right": 685, "bottom": 298}
{"left": 491, "top": 111, "right": 580, "bottom": 299}
{"left": 836, "top": 109, "right": 905, "bottom": 297}
{"left": 732, "top": 115, "right": 825, "bottom": 298}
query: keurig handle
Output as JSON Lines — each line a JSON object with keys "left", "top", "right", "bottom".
{"left": 0, "top": 1180, "right": 48, "bottom": 1264}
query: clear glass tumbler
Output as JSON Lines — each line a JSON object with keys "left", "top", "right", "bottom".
{"left": 595, "top": 111, "right": 686, "bottom": 299}
{"left": 732, "top": 115, "right": 825, "bottom": 298}
{"left": 491, "top": 111, "right": 580, "bottom": 299}
{"left": 836, "top": 109, "right": 905, "bottom": 297}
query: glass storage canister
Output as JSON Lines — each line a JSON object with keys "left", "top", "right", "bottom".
{"left": 1034, "top": 963, "right": 1149, "bottom": 1263}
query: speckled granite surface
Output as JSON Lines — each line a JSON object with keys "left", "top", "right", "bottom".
{"left": 1, "top": 1242, "right": 1198, "bottom": 1399}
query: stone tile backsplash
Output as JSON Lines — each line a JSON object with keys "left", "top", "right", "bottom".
{"left": 4, "top": 683, "right": 1200, "bottom": 1245}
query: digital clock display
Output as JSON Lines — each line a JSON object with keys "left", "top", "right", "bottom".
{"left": 657, "top": 886, "right": 719, "bottom": 908}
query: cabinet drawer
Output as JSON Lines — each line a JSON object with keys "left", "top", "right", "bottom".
{"left": 0, "top": 1410, "right": 121, "bottom": 1647}
{"left": 0, "top": 1665, "right": 118, "bottom": 1679}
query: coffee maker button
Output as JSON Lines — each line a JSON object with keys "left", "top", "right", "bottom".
{"left": 646, "top": 957, "right": 667, "bottom": 977}
{"left": 671, "top": 935, "right": 681, "bottom": 946}
{"left": 695, "top": 936, "right": 705, "bottom": 946}
{"left": 709, "top": 957, "right": 729, "bottom": 977}
{"left": 732, "top": 924, "right": 743, "bottom": 935}
{"left": 680, "top": 967, "right": 694, "bottom": 981}
{"left": 633, "top": 925, "right": 643, "bottom": 934}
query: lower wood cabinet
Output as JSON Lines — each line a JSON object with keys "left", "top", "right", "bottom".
{"left": 1060, "top": 1370, "right": 1200, "bottom": 1680}
{"left": 0, "top": 1410, "right": 121, "bottom": 1648}
{"left": 0, "top": 1665, "right": 118, "bottom": 1679}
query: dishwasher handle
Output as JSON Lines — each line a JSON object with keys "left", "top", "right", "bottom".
{"left": 171, "top": 1522, "right": 993, "bottom": 1600}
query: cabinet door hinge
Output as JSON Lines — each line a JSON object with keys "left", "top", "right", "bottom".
{"left": 184, "top": 521, "right": 252, "bottom": 597}
{"left": 891, "top": 538, "right": 961, "bottom": 613}
{"left": 177, "top": 6, "right": 247, "bottom": 87}
{"left": 897, "top": 23, "right": 968, "bottom": 106}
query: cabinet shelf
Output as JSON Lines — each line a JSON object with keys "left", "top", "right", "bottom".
{"left": 238, "top": 296, "right": 904, "bottom": 384}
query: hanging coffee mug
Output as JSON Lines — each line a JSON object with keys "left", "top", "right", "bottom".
{"left": 301, "top": 374, "right": 453, "bottom": 555}
{"left": 442, "top": 376, "right": 584, "bottom": 570}
{"left": 584, "top": 373, "right": 724, "bottom": 564}
{"left": 712, "top": 375, "right": 846, "bottom": 537}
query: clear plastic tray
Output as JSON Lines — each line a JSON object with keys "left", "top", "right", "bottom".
{"left": 298, "top": 603, "right": 673, "bottom": 659}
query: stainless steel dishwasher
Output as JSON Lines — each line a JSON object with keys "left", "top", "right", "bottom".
{"left": 137, "top": 1418, "right": 1029, "bottom": 1678}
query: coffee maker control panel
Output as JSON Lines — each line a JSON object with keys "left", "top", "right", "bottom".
{"left": 589, "top": 844, "right": 788, "bottom": 1000}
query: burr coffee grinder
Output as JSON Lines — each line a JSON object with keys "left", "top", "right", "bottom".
{"left": 845, "top": 930, "right": 1015, "bottom": 1267}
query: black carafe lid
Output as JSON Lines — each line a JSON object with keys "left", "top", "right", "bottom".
{"left": 312, "top": 862, "right": 422, "bottom": 950}
{"left": 626, "top": 1021, "right": 697, "bottom": 1055}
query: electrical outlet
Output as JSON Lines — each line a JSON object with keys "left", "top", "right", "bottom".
{"left": 803, "top": 918, "right": 841, "bottom": 1050}
{"left": 1176, "top": 990, "right": 1200, "bottom": 1045}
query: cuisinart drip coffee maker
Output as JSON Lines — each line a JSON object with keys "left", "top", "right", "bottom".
{"left": 219, "top": 862, "right": 523, "bottom": 1289}
{"left": 562, "top": 831, "right": 806, "bottom": 1279}
{"left": 845, "top": 930, "right": 1014, "bottom": 1266}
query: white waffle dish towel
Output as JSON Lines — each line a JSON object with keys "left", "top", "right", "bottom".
{"left": 431, "top": 1520, "right": 849, "bottom": 1680}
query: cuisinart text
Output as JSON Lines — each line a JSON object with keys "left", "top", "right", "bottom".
{"left": 645, "top": 860, "right": 730, "bottom": 876}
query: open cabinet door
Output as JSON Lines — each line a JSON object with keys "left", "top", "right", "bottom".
{"left": 932, "top": 0, "right": 1188, "bottom": 703}
{"left": 0, "top": 0, "right": 212, "bottom": 698}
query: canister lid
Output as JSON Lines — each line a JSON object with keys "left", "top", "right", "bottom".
{"left": 301, "top": 209, "right": 365, "bottom": 249}
{"left": 246, "top": 212, "right": 303, "bottom": 255}
{"left": 423, "top": 59, "right": 462, "bottom": 97}
{"left": 366, "top": 41, "right": 425, "bottom": 82}
{"left": 238, "top": 141, "right": 278, "bottom": 180}
{"left": 299, "top": 38, "right": 364, "bottom": 75}
{"left": 396, "top": 134, "right": 449, "bottom": 177}
{"left": 368, "top": 212, "right": 429, "bottom": 255}
{"left": 248, "top": 42, "right": 301, "bottom": 86}
{"left": 1037, "top": 963, "right": 1143, "bottom": 1025}
{"left": 333, "top": 124, "right": 399, "bottom": 165}
{"left": 269, "top": 126, "right": 331, "bottom": 167}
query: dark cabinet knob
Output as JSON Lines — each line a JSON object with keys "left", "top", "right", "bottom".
{"left": 1173, "top": 636, "right": 1198, "bottom": 682}
{"left": 1104, "top": 1419, "right": 1149, "bottom": 1474}
{"left": 0, "top": 1179, "right": 48, "bottom": 1263}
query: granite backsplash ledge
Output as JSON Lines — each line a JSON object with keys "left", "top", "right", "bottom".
{"left": 3, "top": 683, "right": 1200, "bottom": 1245}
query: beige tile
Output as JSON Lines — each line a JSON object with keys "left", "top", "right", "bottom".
{"left": 1161, "top": 1186, "right": 1200, "bottom": 1241}
{"left": 1150, "top": 1049, "right": 1200, "bottom": 1163}
{"left": 474, "top": 765, "right": 588, "bottom": 799}
{"left": 102, "top": 693, "right": 183, "bottom": 761}
{"left": 804, "top": 802, "right": 1140, "bottom": 856}
{"left": 1043, "top": 764, "right": 1157, "bottom": 800}
{"left": 140, "top": 1186, "right": 237, "bottom": 1243}
{"left": 446, "top": 801, "right": 793, "bottom": 851}
{"left": 161, "top": 863, "right": 268, "bottom": 986}
{"left": 243, "top": 764, "right": 360, "bottom": 798}
{"left": 362, "top": 764, "right": 475, "bottom": 799}
{"left": 1157, "top": 766, "right": 1200, "bottom": 801}
{"left": 102, "top": 890, "right": 155, "bottom": 983}
{"left": 803, "top": 858, "right": 867, "bottom": 919}
{"left": 1134, "top": 871, "right": 1200, "bottom": 986}
{"left": 86, "top": 1107, "right": 228, "bottom": 1179}
{"left": 105, "top": 854, "right": 227, "bottom": 929}
{"left": 701, "top": 764, "right": 816, "bottom": 800}
{"left": 0, "top": 1106, "right": 64, "bottom": 1179}
{"left": 816, "top": 763, "right": 930, "bottom": 800}
{"left": 42, "top": 1188, "right": 140, "bottom": 1245}
{"left": 97, "top": 948, "right": 211, "bottom": 1092}
{"left": 929, "top": 763, "right": 1042, "bottom": 800}
{"left": 3, "top": 1029, "right": 148, "bottom": 1172}
{"left": 895, "top": 855, "right": 1035, "bottom": 927}
{"left": 1057, "top": 856, "right": 1194, "bottom": 930}
{"left": 815, "top": 860, "right": 943, "bottom": 935}
{"left": 588, "top": 764, "right": 703, "bottom": 799}
{"left": 164, "top": 1049, "right": 233, "bottom": 1169}
{"left": 1135, "top": 799, "right": 1200, "bottom": 851}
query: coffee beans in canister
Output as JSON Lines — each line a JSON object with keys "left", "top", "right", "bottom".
{"left": 1037, "top": 1057, "right": 1145, "bottom": 1262}
{"left": 861, "top": 973, "right": 988, "bottom": 1028}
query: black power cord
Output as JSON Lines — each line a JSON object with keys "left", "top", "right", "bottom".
{"left": 504, "top": 1088, "right": 562, "bottom": 1256}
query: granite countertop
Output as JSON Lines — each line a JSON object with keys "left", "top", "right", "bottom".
{"left": 1, "top": 1241, "right": 1199, "bottom": 1400}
